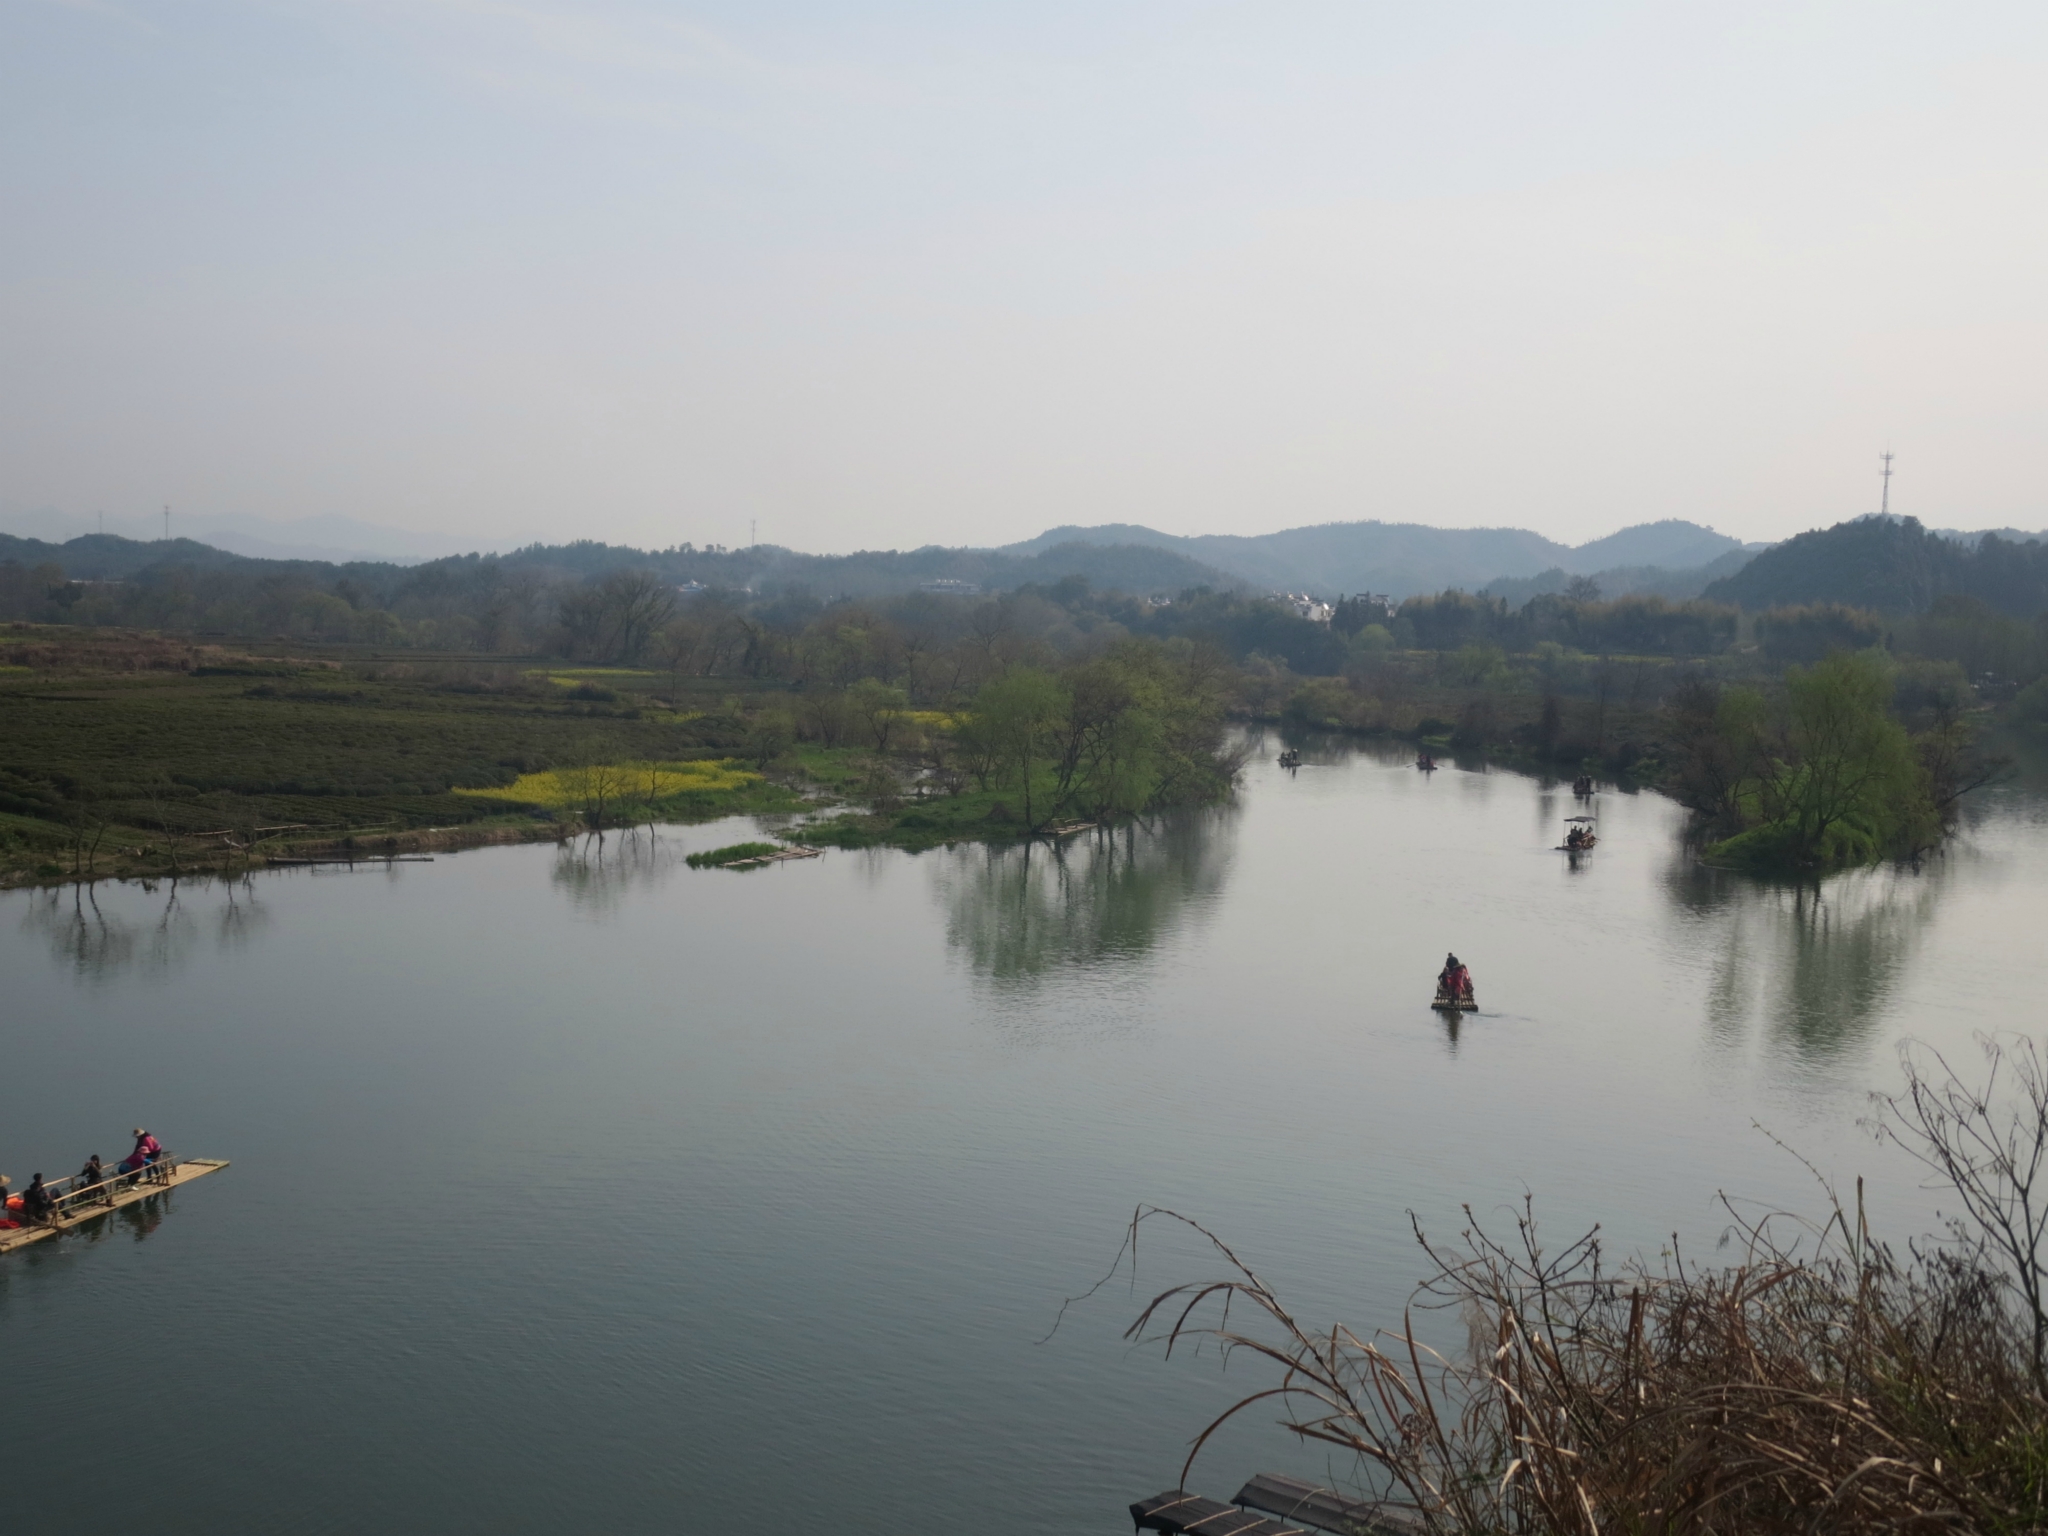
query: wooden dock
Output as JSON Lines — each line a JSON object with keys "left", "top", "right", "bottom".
{"left": 0, "top": 1158, "right": 230, "bottom": 1256}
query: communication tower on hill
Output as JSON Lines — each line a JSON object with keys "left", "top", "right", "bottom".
{"left": 1879, "top": 450, "right": 1894, "bottom": 517}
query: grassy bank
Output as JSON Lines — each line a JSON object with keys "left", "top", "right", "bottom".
{"left": 0, "top": 627, "right": 797, "bottom": 885}
{"left": 0, "top": 626, "right": 1204, "bottom": 884}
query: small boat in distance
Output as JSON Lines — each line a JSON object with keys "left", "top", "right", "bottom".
{"left": 1416, "top": 753, "right": 1437, "bottom": 771}
{"left": 1559, "top": 816, "right": 1598, "bottom": 852}
{"left": 1277, "top": 748, "right": 1302, "bottom": 769}
{"left": 1571, "top": 774, "right": 1596, "bottom": 797}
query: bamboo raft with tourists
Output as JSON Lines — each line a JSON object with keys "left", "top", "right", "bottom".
{"left": 1, "top": 1136, "right": 229, "bottom": 1257}
{"left": 1431, "top": 951, "right": 1477, "bottom": 1012}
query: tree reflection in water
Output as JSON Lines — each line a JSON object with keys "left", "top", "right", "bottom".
{"left": 932, "top": 806, "right": 1237, "bottom": 988}
{"left": 20, "top": 877, "right": 263, "bottom": 982}
{"left": 548, "top": 827, "right": 691, "bottom": 915}
{"left": 1667, "top": 853, "right": 1947, "bottom": 1061}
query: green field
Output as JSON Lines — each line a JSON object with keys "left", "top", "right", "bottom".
{"left": 0, "top": 628, "right": 798, "bottom": 882}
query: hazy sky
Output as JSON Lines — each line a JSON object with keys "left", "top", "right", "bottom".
{"left": 5, "top": 2, "right": 2045, "bottom": 554}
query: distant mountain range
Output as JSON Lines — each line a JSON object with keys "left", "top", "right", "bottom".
{"left": 5, "top": 517, "right": 1756, "bottom": 602}
{"left": 9, "top": 511, "right": 2046, "bottom": 616}
{"left": 7, "top": 510, "right": 1757, "bottom": 595}
{"left": 1000, "top": 517, "right": 1755, "bottom": 598}
{"left": 0, "top": 530, "right": 1244, "bottom": 601}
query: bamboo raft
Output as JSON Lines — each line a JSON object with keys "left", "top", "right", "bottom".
{"left": 0, "top": 1157, "right": 230, "bottom": 1256}
{"left": 1134, "top": 1474, "right": 1423, "bottom": 1536}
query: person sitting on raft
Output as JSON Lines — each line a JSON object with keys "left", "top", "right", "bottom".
{"left": 76, "top": 1154, "right": 108, "bottom": 1201}
{"left": 1438, "top": 953, "right": 1473, "bottom": 1000}
{"left": 20, "top": 1173, "right": 56, "bottom": 1224}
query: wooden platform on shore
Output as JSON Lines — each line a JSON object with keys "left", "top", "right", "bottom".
{"left": 0, "top": 1159, "right": 230, "bottom": 1255}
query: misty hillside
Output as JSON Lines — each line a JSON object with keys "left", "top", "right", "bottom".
{"left": 1482, "top": 547, "right": 1757, "bottom": 606}
{"left": 0, "top": 530, "right": 1240, "bottom": 602}
{"left": 1001, "top": 517, "right": 1748, "bottom": 597}
{"left": 1703, "top": 516, "right": 2048, "bottom": 616}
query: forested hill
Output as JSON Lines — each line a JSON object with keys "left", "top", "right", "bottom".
{"left": 0, "top": 531, "right": 1239, "bottom": 601}
{"left": 1702, "top": 517, "right": 2048, "bottom": 616}
{"left": 0, "top": 532, "right": 268, "bottom": 579}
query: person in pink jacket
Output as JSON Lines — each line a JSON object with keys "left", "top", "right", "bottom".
{"left": 118, "top": 1128, "right": 162, "bottom": 1179}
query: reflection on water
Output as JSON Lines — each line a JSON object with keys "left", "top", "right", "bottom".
{"left": 548, "top": 828, "right": 692, "bottom": 914}
{"left": 18, "top": 877, "right": 268, "bottom": 982}
{"left": 933, "top": 809, "right": 1236, "bottom": 987}
{"left": 0, "top": 1194, "right": 175, "bottom": 1290}
{"left": 1671, "top": 851, "right": 1946, "bottom": 1061}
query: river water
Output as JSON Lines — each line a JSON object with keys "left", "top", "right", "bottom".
{"left": 4, "top": 734, "right": 2046, "bottom": 1535}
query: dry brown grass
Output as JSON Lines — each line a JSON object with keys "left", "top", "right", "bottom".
{"left": 1110, "top": 1039, "right": 2048, "bottom": 1535}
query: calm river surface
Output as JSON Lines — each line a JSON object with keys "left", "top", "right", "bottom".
{"left": 5, "top": 735, "right": 2047, "bottom": 1534}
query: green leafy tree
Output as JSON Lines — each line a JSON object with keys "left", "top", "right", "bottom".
{"left": 1712, "top": 651, "right": 1936, "bottom": 870}
{"left": 966, "top": 667, "right": 1069, "bottom": 828}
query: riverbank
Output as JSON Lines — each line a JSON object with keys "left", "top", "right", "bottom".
{"left": 0, "top": 630, "right": 797, "bottom": 886}
{"left": 0, "top": 626, "right": 1244, "bottom": 884}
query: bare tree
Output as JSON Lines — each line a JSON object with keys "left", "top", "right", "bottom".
{"left": 141, "top": 774, "right": 186, "bottom": 876}
{"left": 556, "top": 739, "right": 629, "bottom": 831}
{"left": 1877, "top": 1032, "right": 2048, "bottom": 1388}
{"left": 848, "top": 678, "right": 908, "bottom": 751}
{"left": 556, "top": 570, "right": 678, "bottom": 664}
{"left": 653, "top": 617, "right": 707, "bottom": 703}
{"left": 65, "top": 788, "right": 111, "bottom": 878}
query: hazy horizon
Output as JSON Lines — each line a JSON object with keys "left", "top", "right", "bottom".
{"left": 6, "top": 3, "right": 2046, "bottom": 553}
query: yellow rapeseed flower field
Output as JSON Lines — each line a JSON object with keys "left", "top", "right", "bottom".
{"left": 457, "top": 759, "right": 759, "bottom": 808}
